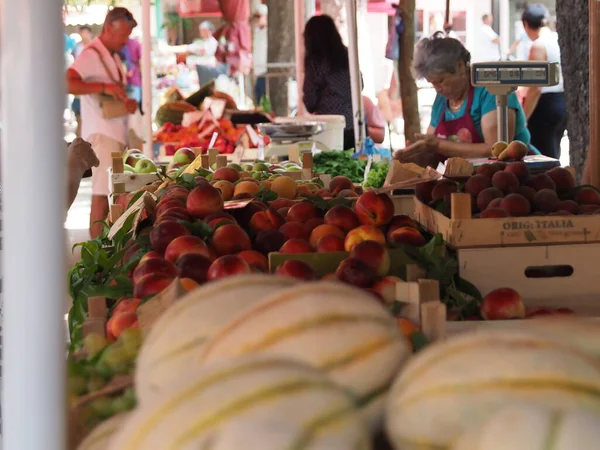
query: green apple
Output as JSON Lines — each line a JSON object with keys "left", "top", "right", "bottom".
{"left": 123, "top": 149, "right": 143, "bottom": 166}
{"left": 172, "top": 147, "right": 196, "bottom": 165}
{"left": 241, "top": 164, "right": 253, "bottom": 171}
{"left": 123, "top": 164, "right": 136, "bottom": 173}
{"left": 227, "top": 163, "right": 243, "bottom": 171}
{"left": 134, "top": 158, "right": 157, "bottom": 174}
{"left": 195, "top": 168, "right": 211, "bottom": 177}
{"left": 253, "top": 162, "right": 270, "bottom": 172}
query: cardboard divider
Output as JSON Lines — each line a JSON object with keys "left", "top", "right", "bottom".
{"left": 137, "top": 277, "right": 185, "bottom": 331}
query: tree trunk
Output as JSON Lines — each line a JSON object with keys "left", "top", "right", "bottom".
{"left": 556, "top": 0, "right": 589, "bottom": 179}
{"left": 398, "top": 0, "right": 421, "bottom": 143}
{"left": 266, "top": 0, "right": 295, "bottom": 116}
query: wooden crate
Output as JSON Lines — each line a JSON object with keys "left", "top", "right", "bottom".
{"left": 110, "top": 152, "right": 161, "bottom": 194}
{"left": 415, "top": 193, "right": 600, "bottom": 248}
{"left": 457, "top": 242, "right": 600, "bottom": 303}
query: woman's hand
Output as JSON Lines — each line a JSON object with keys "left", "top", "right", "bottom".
{"left": 125, "top": 98, "right": 139, "bottom": 114}
{"left": 393, "top": 134, "right": 439, "bottom": 162}
{"left": 103, "top": 83, "right": 127, "bottom": 101}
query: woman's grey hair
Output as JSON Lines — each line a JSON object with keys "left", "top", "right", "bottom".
{"left": 199, "top": 20, "right": 215, "bottom": 32}
{"left": 413, "top": 33, "right": 471, "bottom": 79}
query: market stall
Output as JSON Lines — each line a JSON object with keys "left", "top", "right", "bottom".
{"left": 5, "top": 1, "right": 600, "bottom": 449}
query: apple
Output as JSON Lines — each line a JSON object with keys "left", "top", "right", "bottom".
{"left": 134, "top": 158, "right": 158, "bottom": 174}
{"left": 481, "top": 287, "right": 526, "bottom": 320}
{"left": 123, "top": 164, "right": 136, "bottom": 173}
{"left": 172, "top": 147, "right": 196, "bottom": 165}
{"left": 122, "top": 149, "right": 144, "bottom": 166}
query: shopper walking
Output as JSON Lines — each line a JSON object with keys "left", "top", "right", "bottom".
{"left": 473, "top": 14, "right": 501, "bottom": 63}
{"left": 66, "top": 7, "right": 139, "bottom": 239}
{"left": 522, "top": 4, "right": 566, "bottom": 159}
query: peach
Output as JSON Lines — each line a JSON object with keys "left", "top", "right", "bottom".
{"left": 213, "top": 180, "right": 234, "bottom": 200}
{"left": 270, "top": 176, "right": 297, "bottom": 199}
{"left": 180, "top": 278, "right": 200, "bottom": 292}
{"left": 476, "top": 163, "right": 502, "bottom": 179}
{"left": 557, "top": 200, "right": 580, "bottom": 214}
{"left": 208, "top": 217, "right": 236, "bottom": 229}
{"left": 387, "top": 226, "right": 426, "bottom": 247}
{"left": 415, "top": 180, "right": 437, "bottom": 204}
{"left": 211, "top": 224, "right": 252, "bottom": 255}
{"left": 324, "top": 205, "right": 359, "bottom": 232}
{"left": 133, "top": 273, "right": 177, "bottom": 299}
{"left": 106, "top": 312, "right": 138, "bottom": 342}
{"left": 175, "top": 253, "right": 212, "bottom": 284}
{"left": 354, "top": 191, "right": 394, "bottom": 227}
{"left": 329, "top": 176, "right": 355, "bottom": 196}
{"left": 279, "top": 221, "right": 310, "bottom": 241}
{"left": 527, "top": 173, "right": 556, "bottom": 192}
{"left": 464, "top": 174, "right": 491, "bottom": 197}
{"left": 280, "top": 238, "right": 314, "bottom": 254}
{"left": 491, "top": 171, "right": 519, "bottom": 194}
{"left": 316, "top": 234, "right": 346, "bottom": 252}
{"left": 525, "top": 306, "right": 554, "bottom": 318}
{"left": 315, "top": 189, "right": 334, "bottom": 199}
{"left": 481, "top": 287, "right": 525, "bottom": 320}
{"left": 532, "top": 189, "right": 560, "bottom": 213}
{"left": 112, "top": 298, "right": 141, "bottom": 316}
{"left": 499, "top": 193, "right": 531, "bottom": 217}
{"left": 139, "top": 251, "right": 162, "bottom": 265}
{"left": 277, "top": 207, "right": 290, "bottom": 218}
{"left": 234, "top": 181, "right": 261, "bottom": 197}
{"left": 388, "top": 215, "right": 418, "bottom": 232}
{"left": 504, "top": 161, "right": 529, "bottom": 183}
{"left": 249, "top": 208, "right": 286, "bottom": 233}
{"left": 575, "top": 187, "right": 600, "bottom": 205}
{"left": 487, "top": 198, "right": 503, "bottom": 209}
{"left": 517, "top": 185, "right": 537, "bottom": 203}
{"left": 213, "top": 167, "right": 240, "bottom": 183}
{"left": 186, "top": 184, "right": 224, "bottom": 218}
{"left": 159, "top": 186, "right": 189, "bottom": 203}
{"left": 132, "top": 257, "right": 179, "bottom": 286}
{"left": 309, "top": 224, "right": 345, "bottom": 248}
{"left": 254, "top": 229, "right": 286, "bottom": 255}
{"left": 337, "top": 189, "right": 359, "bottom": 198}
{"left": 296, "top": 184, "right": 313, "bottom": 196}
{"left": 344, "top": 225, "right": 386, "bottom": 252}
{"left": 205, "top": 211, "right": 236, "bottom": 223}
{"left": 275, "top": 260, "right": 317, "bottom": 281}
{"left": 259, "top": 180, "right": 272, "bottom": 190}
{"left": 335, "top": 257, "right": 378, "bottom": 288}
{"left": 305, "top": 217, "right": 325, "bottom": 232}
{"left": 287, "top": 202, "right": 319, "bottom": 223}
{"left": 237, "top": 250, "right": 269, "bottom": 272}
{"left": 476, "top": 187, "right": 504, "bottom": 211}
{"left": 431, "top": 179, "right": 459, "bottom": 201}
{"left": 149, "top": 221, "right": 191, "bottom": 253}
{"left": 546, "top": 167, "right": 575, "bottom": 194}
{"left": 156, "top": 199, "right": 185, "bottom": 217}
{"left": 156, "top": 207, "right": 192, "bottom": 222}
{"left": 230, "top": 200, "right": 268, "bottom": 229}
{"left": 480, "top": 208, "right": 509, "bottom": 218}
{"left": 164, "top": 235, "right": 210, "bottom": 263}
{"left": 207, "top": 255, "right": 252, "bottom": 281}
{"left": 321, "top": 273, "right": 339, "bottom": 281}
{"left": 269, "top": 198, "right": 296, "bottom": 210}
{"left": 372, "top": 276, "right": 404, "bottom": 305}
{"left": 350, "top": 240, "right": 390, "bottom": 276}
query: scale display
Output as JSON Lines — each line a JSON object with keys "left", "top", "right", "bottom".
{"left": 471, "top": 62, "right": 560, "bottom": 87}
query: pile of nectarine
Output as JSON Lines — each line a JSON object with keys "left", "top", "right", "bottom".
{"left": 417, "top": 164, "right": 599, "bottom": 218}
{"left": 479, "top": 287, "right": 574, "bottom": 321}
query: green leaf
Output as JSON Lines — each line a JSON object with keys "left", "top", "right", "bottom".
{"left": 410, "top": 332, "right": 430, "bottom": 352}
{"left": 127, "top": 190, "right": 145, "bottom": 209}
{"left": 179, "top": 220, "right": 213, "bottom": 240}
{"left": 254, "top": 186, "right": 278, "bottom": 203}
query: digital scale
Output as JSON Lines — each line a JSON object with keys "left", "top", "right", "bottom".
{"left": 257, "top": 121, "right": 331, "bottom": 159}
{"left": 471, "top": 61, "right": 561, "bottom": 142}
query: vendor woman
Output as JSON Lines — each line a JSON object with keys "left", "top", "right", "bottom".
{"left": 395, "top": 33, "right": 534, "bottom": 166}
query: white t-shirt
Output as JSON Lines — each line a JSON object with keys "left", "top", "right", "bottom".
{"left": 253, "top": 26, "right": 268, "bottom": 76}
{"left": 70, "top": 38, "right": 129, "bottom": 145}
{"left": 187, "top": 37, "right": 218, "bottom": 67}
{"left": 474, "top": 24, "right": 501, "bottom": 62}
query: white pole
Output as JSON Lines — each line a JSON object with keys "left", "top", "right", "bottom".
{"left": 294, "top": 0, "right": 307, "bottom": 115}
{"left": 345, "top": 0, "right": 365, "bottom": 149}
{"left": 142, "top": 0, "right": 154, "bottom": 159}
{"left": 1, "top": 0, "right": 66, "bottom": 448}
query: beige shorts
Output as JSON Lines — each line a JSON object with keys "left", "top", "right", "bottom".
{"left": 87, "top": 133, "right": 126, "bottom": 197}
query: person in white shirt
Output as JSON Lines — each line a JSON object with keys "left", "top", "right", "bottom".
{"left": 66, "top": 7, "right": 138, "bottom": 239}
{"left": 251, "top": 3, "right": 268, "bottom": 103}
{"left": 474, "top": 14, "right": 501, "bottom": 62}
{"left": 187, "top": 21, "right": 219, "bottom": 67}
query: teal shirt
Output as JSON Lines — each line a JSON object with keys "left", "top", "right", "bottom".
{"left": 430, "top": 86, "right": 532, "bottom": 147}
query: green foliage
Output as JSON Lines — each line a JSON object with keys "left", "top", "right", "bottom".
{"left": 395, "top": 234, "right": 483, "bottom": 319}
{"left": 313, "top": 150, "right": 367, "bottom": 184}
{"left": 364, "top": 162, "right": 390, "bottom": 188}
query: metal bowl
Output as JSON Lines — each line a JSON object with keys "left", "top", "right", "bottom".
{"left": 257, "top": 121, "right": 324, "bottom": 139}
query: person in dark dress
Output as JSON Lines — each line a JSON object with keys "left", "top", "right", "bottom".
{"left": 302, "top": 15, "right": 355, "bottom": 150}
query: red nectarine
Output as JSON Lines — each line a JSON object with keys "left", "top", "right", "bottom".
{"left": 207, "top": 255, "right": 251, "bottom": 281}
{"left": 164, "top": 235, "right": 210, "bottom": 263}
{"left": 275, "top": 260, "right": 317, "bottom": 281}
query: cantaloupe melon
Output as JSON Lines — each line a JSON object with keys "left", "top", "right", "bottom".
{"left": 109, "top": 356, "right": 371, "bottom": 450}
{"left": 452, "top": 405, "right": 600, "bottom": 450}
{"left": 135, "top": 275, "right": 297, "bottom": 404}
{"left": 198, "top": 282, "right": 410, "bottom": 426}
{"left": 386, "top": 329, "right": 600, "bottom": 450}
{"left": 77, "top": 413, "right": 128, "bottom": 450}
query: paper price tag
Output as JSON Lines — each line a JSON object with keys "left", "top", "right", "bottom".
{"left": 137, "top": 278, "right": 183, "bottom": 330}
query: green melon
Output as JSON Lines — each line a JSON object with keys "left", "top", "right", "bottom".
{"left": 155, "top": 101, "right": 197, "bottom": 126}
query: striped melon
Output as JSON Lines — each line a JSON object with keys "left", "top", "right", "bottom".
{"left": 386, "top": 329, "right": 600, "bottom": 450}
{"left": 452, "top": 405, "right": 600, "bottom": 450}
{"left": 198, "top": 282, "right": 410, "bottom": 426}
{"left": 155, "top": 101, "right": 197, "bottom": 126}
{"left": 77, "top": 413, "right": 128, "bottom": 450}
{"left": 109, "top": 356, "right": 371, "bottom": 450}
{"left": 135, "top": 275, "right": 297, "bottom": 404}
